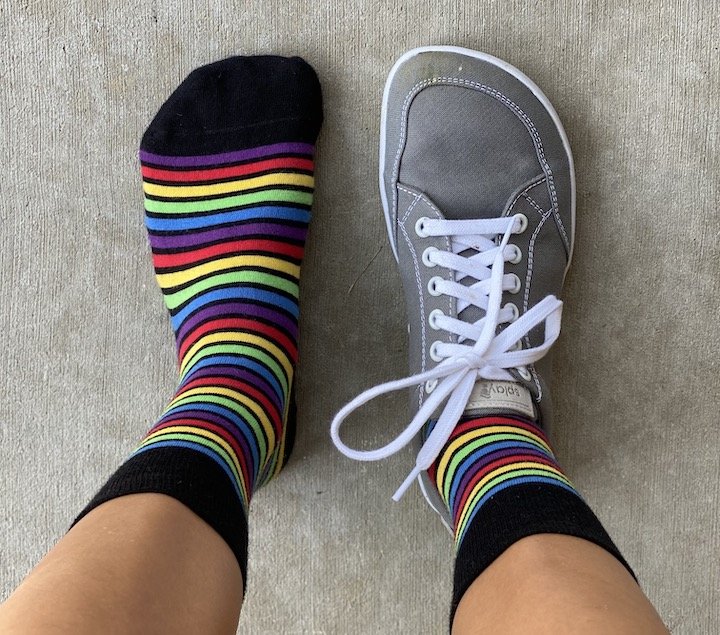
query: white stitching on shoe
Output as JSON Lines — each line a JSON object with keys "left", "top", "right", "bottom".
{"left": 500, "top": 176, "right": 546, "bottom": 225}
{"left": 505, "top": 189, "right": 549, "bottom": 402}
{"left": 523, "top": 206, "right": 552, "bottom": 402}
{"left": 399, "top": 194, "right": 426, "bottom": 382}
{"left": 523, "top": 208, "right": 553, "bottom": 335}
{"left": 547, "top": 173, "right": 571, "bottom": 253}
{"left": 522, "top": 193, "right": 546, "bottom": 216}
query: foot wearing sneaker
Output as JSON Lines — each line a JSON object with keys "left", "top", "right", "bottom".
{"left": 331, "top": 46, "right": 632, "bottom": 622}
{"left": 75, "top": 55, "right": 323, "bottom": 586}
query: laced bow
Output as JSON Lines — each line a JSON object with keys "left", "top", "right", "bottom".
{"left": 330, "top": 213, "right": 563, "bottom": 501}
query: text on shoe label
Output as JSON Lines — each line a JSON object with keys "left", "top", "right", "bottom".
{"left": 466, "top": 380, "right": 535, "bottom": 419}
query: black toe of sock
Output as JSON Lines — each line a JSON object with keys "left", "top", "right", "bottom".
{"left": 141, "top": 55, "right": 323, "bottom": 155}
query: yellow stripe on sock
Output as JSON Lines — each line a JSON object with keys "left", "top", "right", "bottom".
{"left": 143, "top": 173, "right": 314, "bottom": 198}
{"left": 155, "top": 255, "right": 300, "bottom": 289}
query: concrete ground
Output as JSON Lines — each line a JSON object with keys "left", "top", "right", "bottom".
{"left": 1, "top": 0, "right": 718, "bottom": 632}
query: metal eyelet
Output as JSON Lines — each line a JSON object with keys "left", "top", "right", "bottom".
{"left": 504, "top": 302, "right": 519, "bottom": 322}
{"left": 507, "top": 244, "right": 522, "bottom": 264}
{"left": 427, "top": 276, "right": 444, "bottom": 296}
{"left": 422, "top": 246, "right": 438, "bottom": 267}
{"left": 514, "top": 213, "right": 529, "bottom": 234}
{"left": 429, "top": 340, "right": 443, "bottom": 362}
{"left": 428, "top": 309, "right": 444, "bottom": 330}
{"left": 415, "top": 217, "right": 431, "bottom": 238}
{"left": 518, "top": 367, "right": 532, "bottom": 381}
{"left": 425, "top": 379, "right": 438, "bottom": 393}
{"left": 508, "top": 274, "right": 522, "bottom": 294}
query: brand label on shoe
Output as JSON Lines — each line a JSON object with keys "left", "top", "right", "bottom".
{"left": 465, "top": 380, "right": 535, "bottom": 419}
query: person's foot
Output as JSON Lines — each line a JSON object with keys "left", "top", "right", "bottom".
{"left": 76, "top": 55, "right": 323, "bottom": 583}
{"left": 331, "top": 47, "right": 631, "bottom": 623}
{"left": 332, "top": 45, "right": 574, "bottom": 511}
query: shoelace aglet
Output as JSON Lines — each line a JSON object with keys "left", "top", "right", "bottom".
{"left": 392, "top": 465, "right": 423, "bottom": 501}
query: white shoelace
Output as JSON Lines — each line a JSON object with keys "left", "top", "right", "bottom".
{"left": 331, "top": 213, "right": 563, "bottom": 501}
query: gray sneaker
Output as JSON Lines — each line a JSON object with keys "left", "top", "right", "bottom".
{"left": 331, "top": 46, "right": 575, "bottom": 529}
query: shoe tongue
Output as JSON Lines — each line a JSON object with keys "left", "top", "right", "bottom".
{"left": 464, "top": 379, "right": 536, "bottom": 420}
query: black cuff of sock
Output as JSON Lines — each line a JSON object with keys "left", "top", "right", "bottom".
{"left": 72, "top": 447, "right": 249, "bottom": 588}
{"left": 141, "top": 55, "right": 323, "bottom": 155}
{"left": 449, "top": 483, "right": 635, "bottom": 627}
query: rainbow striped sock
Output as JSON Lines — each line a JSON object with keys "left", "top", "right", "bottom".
{"left": 75, "top": 56, "right": 323, "bottom": 583}
{"left": 428, "top": 414, "right": 631, "bottom": 623}
{"left": 135, "top": 141, "right": 315, "bottom": 512}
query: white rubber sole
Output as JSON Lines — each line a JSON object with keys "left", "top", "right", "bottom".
{"left": 378, "top": 45, "right": 576, "bottom": 275}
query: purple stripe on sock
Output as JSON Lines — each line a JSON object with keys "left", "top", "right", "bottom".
{"left": 175, "top": 301, "right": 298, "bottom": 347}
{"left": 139, "top": 143, "right": 315, "bottom": 168}
{"left": 147, "top": 223, "right": 307, "bottom": 250}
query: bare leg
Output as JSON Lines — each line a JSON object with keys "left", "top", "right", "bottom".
{"left": 453, "top": 534, "right": 668, "bottom": 635}
{"left": 0, "top": 494, "right": 242, "bottom": 635}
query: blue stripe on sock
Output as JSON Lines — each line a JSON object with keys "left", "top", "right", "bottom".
{"left": 172, "top": 287, "right": 299, "bottom": 330}
{"left": 145, "top": 205, "right": 310, "bottom": 231}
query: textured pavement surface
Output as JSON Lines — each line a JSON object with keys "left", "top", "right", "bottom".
{"left": 1, "top": 1, "right": 718, "bottom": 633}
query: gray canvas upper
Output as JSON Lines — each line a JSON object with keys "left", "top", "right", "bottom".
{"left": 380, "top": 48, "right": 575, "bottom": 431}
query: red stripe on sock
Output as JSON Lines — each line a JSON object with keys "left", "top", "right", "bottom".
{"left": 152, "top": 239, "right": 304, "bottom": 269}
{"left": 454, "top": 416, "right": 547, "bottom": 437}
{"left": 141, "top": 157, "right": 314, "bottom": 182}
